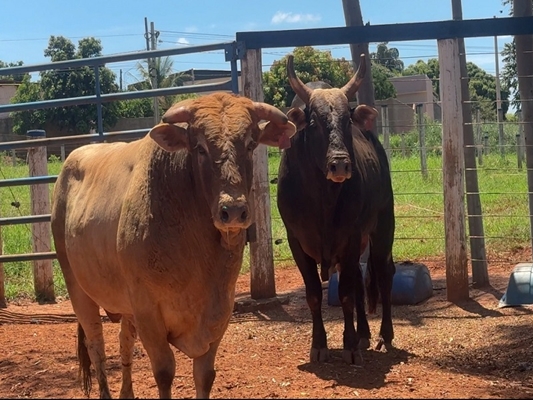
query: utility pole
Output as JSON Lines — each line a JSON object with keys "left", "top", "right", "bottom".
{"left": 150, "top": 21, "right": 160, "bottom": 124}
{"left": 494, "top": 16, "right": 505, "bottom": 156}
{"left": 144, "top": 17, "right": 159, "bottom": 124}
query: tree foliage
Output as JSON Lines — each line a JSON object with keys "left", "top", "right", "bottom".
{"left": 262, "top": 46, "right": 395, "bottom": 108}
{"left": 10, "top": 36, "right": 121, "bottom": 134}
{"left": 370, "top": 62, "right": 397, "bottom": 100}
{"left": 403, "top": 58, "right": 441, "bottom": 95}
{"left": 370, "top": 42, "right": 404, "bottom": 74}
{"left": 9, "top": 75, "right": 46, "bottom": 134}
{"left": 0, "top": 60, "right": 27, "bottom": 83}
{"left": 126, "top": 56, "right": 193, "bottom": 115}
{"left": 402, "top": 58, "right": 508, "bottom": 121}
{"left": 501, "top": 40, "right": 519, "bottom": 111}
{"left": 38, "top": 36, "right": 120, "bottom": 133}
{"left": 500, "top": 0, "right": 533, "bottom": 112}
{"left": 467, "top": 61, "right": 509, "bottom": 120}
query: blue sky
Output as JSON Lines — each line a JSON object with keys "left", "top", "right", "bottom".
{"left": 0, "top": 0, "right": 512, "bottom": 87}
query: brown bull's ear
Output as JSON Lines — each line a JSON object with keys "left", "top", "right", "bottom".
{"left": 149, "top": 123, "right": 190, "bottom": 152}
{"left": 257, "top": 120, "right": 297, "bottom": 149}
{"left": 351, "top": 105, "right": 378, "bottom": 131}
{"left": 286, "top": 107, "right": 307, "bottom": 132}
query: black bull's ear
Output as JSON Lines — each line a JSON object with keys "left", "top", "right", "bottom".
{"left": 351, "top": 105, "right": 378, "bottom": 131}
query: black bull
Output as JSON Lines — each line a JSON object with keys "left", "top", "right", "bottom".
{"left": 276, "top": 54, "right": 396, "bottom": 364}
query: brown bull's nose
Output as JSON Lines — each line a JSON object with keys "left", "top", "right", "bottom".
{"left": 219, "top": 204, "right": 249, "bottom": 225}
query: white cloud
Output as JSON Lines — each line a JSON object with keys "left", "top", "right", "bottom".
{"left": 177, "top": 37, "right": 189, "bottom": 45}
{"left": 271, "top": 11, "right": 321, "bottom": 25}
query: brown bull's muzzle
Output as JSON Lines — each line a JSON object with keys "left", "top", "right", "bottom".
{"left": 214, "top": 199, "right": 252, "bottom": 231}
{"left": 326, "top": 155, "right": 352, "bottom": 183}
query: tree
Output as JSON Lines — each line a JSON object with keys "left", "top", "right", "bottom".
{"left": 118, "top": 98, "right": 154, "bottom": 119}
{"left": 500, "top": 0, "right": 533, "bottom": 112}
{"left": 9, "top": 74, "right": 46, "bottom": 134}
{"left": 0, "top": 60, "right": 27, "bottom": 83}
{"left": 501, "top": 40, "right": 519, "bottom": 110}
{"left": 371, "top": 62, "right": 397, "bottom": 100}
{"left": 370, "top": 42, "right": 404, "bottom": 74}
{"left": 403, "top": 58, "right": 441, "bottom": 95}
{"left": 128, "top": 56, "right": 192, "bottom": 115}
{"left": 30, "top": 35, "right": 121, "bottom": 134}
{"left": 402, "top": 58, "right": 507, "bottom": 121}
{"left": 467, "top": 61, "right": 509, "bottom": 121}
{"left": 118, "top": 93, "right": 199, "bottom": 119}
{"left": 262, "top": 46, "right": 395, "bottom": 108}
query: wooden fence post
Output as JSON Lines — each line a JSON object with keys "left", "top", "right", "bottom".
{"left": 517, "top": 111, "right": 524, "bottom": 170}
{"left": 381, "top": 104, "right": 391, "bottom": 165}
{"left": 514, "top": 0, "right": 533, "bottom": 253}
{"left": 0, "top": 230, "right": 5, "bottom": 307}
{"left": 27, "top": 130, "right": 55, "bottom": 303}
{"left": 438, "top": 38, "right": 470, "bottom": 302}
{"left": 240, "top": 49, "right": 277, "bottom": 300}
{"left": 475, "top": 109, "right": 483, "bottom": 165}
{"left": 416, "top": 103, "right": 428, "bottom": 179}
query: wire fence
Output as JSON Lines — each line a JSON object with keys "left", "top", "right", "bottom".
{"left": 1, "top": 26, "right": 532, "bottom": 302}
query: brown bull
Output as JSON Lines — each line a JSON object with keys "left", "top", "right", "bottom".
{"left": 50, "top": 92, "right": 296, "bottom": 399}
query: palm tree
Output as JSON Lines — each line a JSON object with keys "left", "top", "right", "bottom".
{"left": 127, "top": 56, "right": 192, "bottom": 114}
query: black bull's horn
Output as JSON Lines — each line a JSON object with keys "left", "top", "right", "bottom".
{"left": 287, "top": 53, "right": 367, "bottom": 103}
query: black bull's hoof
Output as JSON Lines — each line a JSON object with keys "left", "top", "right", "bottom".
{"left": 310, "top": 347, "right": 329, "bottom": 362}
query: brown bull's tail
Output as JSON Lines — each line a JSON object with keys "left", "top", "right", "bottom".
{"left": 365, "top": 252, "right": 379, "bottom": 314}
{"left": 77, "top": 323, "right": 92, "bottom": 397}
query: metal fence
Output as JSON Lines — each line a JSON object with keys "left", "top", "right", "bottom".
{"left": 0, "top": 41, "right": 243, "bottom": 304}
{"left": 1, "top": 13, "right": 533, "bottom": 304}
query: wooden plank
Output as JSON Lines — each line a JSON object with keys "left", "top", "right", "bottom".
{"left": 236, "top": 16, "right": 533, "bottom": 49}
{"left": 514, "top": 0, "right": 533, "bottom": 253}
{"left": 437, "top": 38, "right": 469, "bottom": 302}
{"left": 452, "top": 0, "right": 489, "bottom": 287}
{"left": 0, "top": 221, "right": 5, "bottom": 307}
{"left": 240, "top": 49, "right": 276, "bottom": 300}
{"left": 27, "top": 132, "right": 55, "bottom": 303}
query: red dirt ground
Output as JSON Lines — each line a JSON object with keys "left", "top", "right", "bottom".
{"left": 1, "top": 249, "right": 533, "bottom": 399}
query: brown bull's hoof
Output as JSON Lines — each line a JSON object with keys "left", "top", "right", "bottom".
{"left": 310, "top": 347, "right": 329, "bottom": 363}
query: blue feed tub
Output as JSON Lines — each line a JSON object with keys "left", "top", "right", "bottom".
{"left": 499, "top": 263, "right": 533, "bottom": 308}
{"left": 328, "top": 262, "right": 433, "bottom": 307}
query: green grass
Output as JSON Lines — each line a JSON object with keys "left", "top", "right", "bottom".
{"left": 1, "top": 128, "right": 531, "bottom": 301}
{"left": 0, "top": 154, "right": 65, "bottom": 300}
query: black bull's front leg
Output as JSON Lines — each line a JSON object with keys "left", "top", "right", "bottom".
{"left": 287, "top": 230, "right": 371, "bottom": 364}
{"left": 337, "top": 233, "right": 371, "bottom": 364}
{"left": 286, "top": 233, "right": 329, "bottom": 362}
